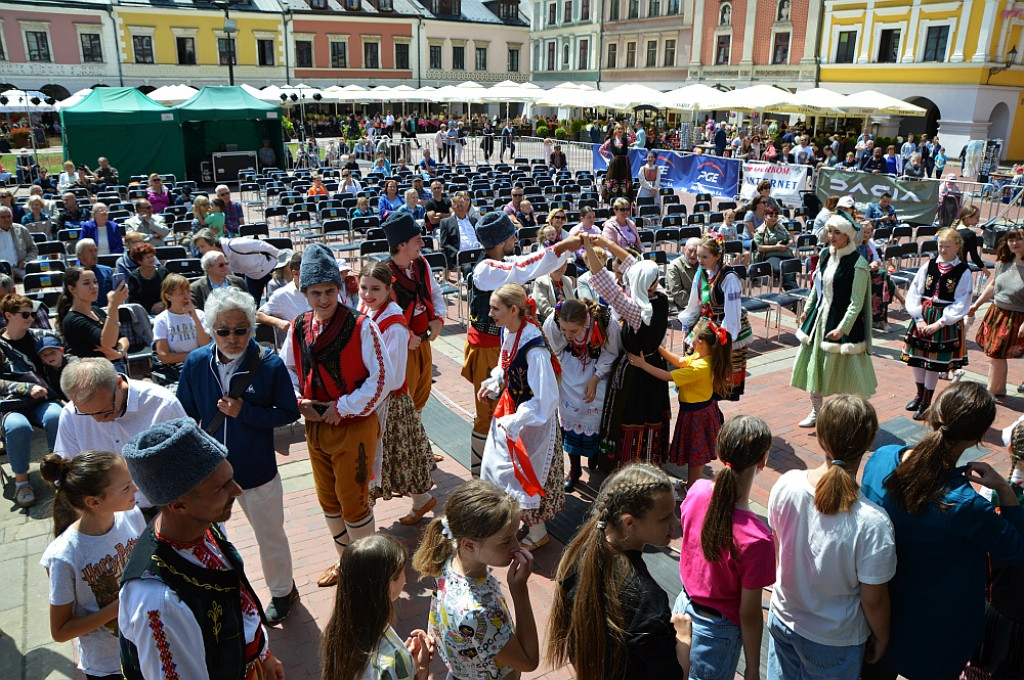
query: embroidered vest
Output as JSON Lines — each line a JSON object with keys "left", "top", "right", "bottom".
{"left": 798, "top": 248, "right": 867, "bottom": 346}
{"left": 503, "top": 336, "right": 547, "bottom": 410}
{"left": 120, "top": 524, "right": 265, "bottom": 680}
{"left": 387, "top": 257, "right": 435, "bottom": 336}
{"left": 922, "top": 258, "right": 969, "bottom": 304}
{"left": 467, "top": 255, "right": 502, "bottom": 344}
{"left": 292, "top": 308, "right": 370, "bottom": 406}
{"left": 376, "top": 313, "right": 409, "bottom": 393}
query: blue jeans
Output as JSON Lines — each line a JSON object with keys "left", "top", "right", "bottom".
{"left": 4, "top": 401, "right": 61, "bottom": 474}
{"left": 673, "top": 591, "right": 743, "bottom": 680}
{"left": 767, "top": 612, "right": 865, "bottom": 680}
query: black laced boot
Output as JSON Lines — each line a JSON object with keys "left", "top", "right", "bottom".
{"left": 914, "top": 389, "right": 934, "bottom": 421}
{"left": 906, "top": 383, "right": 924, "bottom": 411}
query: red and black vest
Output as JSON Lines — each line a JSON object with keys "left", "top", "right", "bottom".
{"left": 387, "top": 256, "right": 436, "bottom": 336}
{"left": 292, "top": 306, "right": 373, "bottom": 419}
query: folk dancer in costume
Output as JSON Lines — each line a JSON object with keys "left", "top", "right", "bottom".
{"left": 582, "top": 234, "right": 672, "bottom": 471}
{"left": 479, "top": 283, "right": 565, "bottom": 550}
{"left": 599, "top": 123, "right": 636, "bottom": 204}
{"left": 543, "top": 298, "right": 621, "bottom": 492}
{"left": 281, "top": 243, "right": 392, "bottom": 587}
{"left": 381, "top": 212, "right": 446, "bottom": 413}
{"left": 358, "top": 261, "right": 438, "bottom": 526}
{"left": 790, "top": 214, "right": 877, "bottom": 428}
{"left": 679, "top": 233, "right": 753, "bottom": 400}
{"left": 119, "top": 418, "right": 286, "bottom": 680}
{"left": 901, "top": 228, "right": 972, "bottom": 420}
{"left": 462, "top": 210, "right": 582, "bottom": 477}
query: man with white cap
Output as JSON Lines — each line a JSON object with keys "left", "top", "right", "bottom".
{"left": 118, "top": 418, "right": 286, "bottom": 680}
{"left": 381, "top": 211, "right": 446, "bottom": 412}
{"left": 461, "top": 210, "right": 581, "bottom": 476}
{"left": 281, "top": 243, "right": 392, "bottom": 587}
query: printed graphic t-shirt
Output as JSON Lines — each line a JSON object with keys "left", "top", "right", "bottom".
{"left": 40, "top": 507, "right": 147, "bottom": 676}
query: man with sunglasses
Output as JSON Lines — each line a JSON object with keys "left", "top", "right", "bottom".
{"left": 214, "top": 184, "right": 245, "bottom": 237}
{"left": 190, "top": 250, "right": 247, "bottom": 311}
{"left": 124, "top": 199, "right": 170, "bottom": 246}
{"left": 53, "top": 357, "right": 186, "bottom": 509}
{"left": 281, "top": 243, "right": 392, "bottom": 587}
{"left": 176, "top": 287, "right": 301, "bottom": 624}
{"left": 502, "top": 184, "right": 526, "bottom": 216}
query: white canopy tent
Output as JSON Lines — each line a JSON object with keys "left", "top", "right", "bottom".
{"left": 240, "top": 83, "right": 283, "bottom": 104}
{"left": 661, "top": 84, "right": 729, "bottom": 111}
{"left": 714, "top": 85, "right": 796, "bottom": 113}
{"left": 841, "top": 90, "right": 927, "bottom": 117}
{"left": 0, "top": 89, "right": 56, "bottom": 113}
{"left": 55, "top": 88, "right": 94, "bottom": 111}
{"left": 775, "top": 87, "right": 852, "bottom": 115}
{"left": 602, "top": 83, "right": 669, "bottom": 111}
{"left": 147, "top": 84, "right": 198, "bottom": 106}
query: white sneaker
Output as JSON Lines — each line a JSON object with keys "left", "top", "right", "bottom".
{"left": 951, "top": 369, "right": 965, "bottom": 383}
{"left": 798, "top": 411, "right": 817, "bottom": 428}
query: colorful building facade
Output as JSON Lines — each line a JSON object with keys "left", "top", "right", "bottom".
{"left": 819, "top": 0, "right": 1024, "bottom": 159}
{"left": 598, "top": 0, "right": 693, "bottom": 89}
{"left": 530, "top": 0, "right": 604, "bottom": 88}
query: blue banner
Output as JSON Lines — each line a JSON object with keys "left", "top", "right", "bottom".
{"left": 591, "top": 147, "right": 741, "bottom": 198}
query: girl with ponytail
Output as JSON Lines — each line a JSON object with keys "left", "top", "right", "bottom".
{"left": 547, "top": 463, "right": 691, "bottom": 680}
{"left": 478, "top": 282, "right": 564, "bottom": 550}
{"left": 38, "top": 451, "right": 145, "bottom": 680}
{"left": 861, "top": 382, "right": 1024, "bottom": 680}
{"left": 629, "top": 318, "right": 733, "bottom": 490}
{"left": 543, "top": 297, "right": 620, "bottom": 491}
{"left": 412, "top": 479, "right": 537, "bottom": 680}
{"left": 675, "top": 415, "right": 775, "bottom": 680}
{"left": 768, "top": 395, "right": 896, "bottom": 680}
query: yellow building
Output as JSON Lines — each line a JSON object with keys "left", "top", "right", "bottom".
{"left": 819, "top": 0, "right": 1024, "bottom": 159}
{"left": 114, "top": 0, "right": 287, "bottom": 89}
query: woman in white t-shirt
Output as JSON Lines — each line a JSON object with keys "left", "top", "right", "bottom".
{"left": 767, "top": 395, "right": 897, "bottom": 680}
{"left": 39, "top": 451, "right": 146, "bottom": 680}
{"left": 152, "top": 274, "right": 210, "bottom": 381}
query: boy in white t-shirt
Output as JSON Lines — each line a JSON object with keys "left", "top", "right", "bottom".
{"left": 767, "top": 396, "right": 896, "bottom": 680}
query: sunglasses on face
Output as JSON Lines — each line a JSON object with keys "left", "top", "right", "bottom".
{"left": 615, "top": 207, "right": 629, "bottom": 212}
{"left": 214, "top": 327, "right": 250, "bottom": 337}
{"left": 11, "top": 311, "right": 32, "bottom": 319}
{"left": 512, "top": 193, "right": 523, "bottom": 197}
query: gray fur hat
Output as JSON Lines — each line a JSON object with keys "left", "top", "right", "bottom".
{"left": 381, "top": 212, "right": 420, "bottom": 248}
{"left": 299, "top": 243, "right": 343, "bottom": 292}
{"left": 475, "top": 211, "right": 516, "bottom": 250}
{"left": 122, "top": 418, "right": 226, "bottom": 506}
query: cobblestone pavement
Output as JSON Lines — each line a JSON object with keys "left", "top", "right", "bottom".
{"left": 2, "top": 273, "right": 1019, "bottom": 680}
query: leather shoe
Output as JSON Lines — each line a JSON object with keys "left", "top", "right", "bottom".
{"left": 399, "top": 496, "right": 437, "bottom": 525}
{"left": 317, "top": 563, "right": 340, "bottom": 587}
{"left": 264, "top": 583, "right": 299, "bottom": 625}
{"left": 564, "top": 470, "right": 581, "bottom": 492}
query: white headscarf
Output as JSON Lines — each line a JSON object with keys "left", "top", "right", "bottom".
{"left": 625, "top": 260, "right": 661, "bottom": 325}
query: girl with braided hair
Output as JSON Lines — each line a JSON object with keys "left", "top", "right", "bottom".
{"left": 629, "top": 318, "right": 733, "bottom": 491}
{"left": 769, "top": 395, "right": 895, "bottom": 680}
{"left": 861, "top": 382, "right": 1024, "bottom": 680}
{"left": 478, "top": 283, "right": 565, "bottom": 550}
{"left": 543, "top": 298, "right": 621, "bottom": 492}
{"left": 674, "top": 415, "right": 775, "bottom": 680}
{"left": 547, "top": 463, "right": 691, "bottom": 680}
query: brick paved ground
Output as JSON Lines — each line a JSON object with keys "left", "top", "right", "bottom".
{"left": 2, "top": 218, "right": 1021, "bottom": 679}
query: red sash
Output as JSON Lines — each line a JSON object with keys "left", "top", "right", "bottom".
{"left": 492, "top": 391, "right": 545, "bottom": 498}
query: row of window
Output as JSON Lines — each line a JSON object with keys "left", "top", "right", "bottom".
{"left": 601, "top": 38, "right": 676, "bottom": 69}
{"left": 832, "top": 24, "right": 948, "bottom": 64}
{"left": 544, "top": 0, "right": 591, "bottom": 26}
{"left": 7, "top": 31, "right": 104, "bottom": 64}
{"left": 425, "top": 44, "right": 520, "bottom": 71}
{"left": 605, "top": 0, "right": 680, "bottom": 22}
{"left": 710, "top": 32, "right": 790, "bottom": 66}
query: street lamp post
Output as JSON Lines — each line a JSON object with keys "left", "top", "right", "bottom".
{"left": 215, "top": 1, "right": 237, "bottom": 86}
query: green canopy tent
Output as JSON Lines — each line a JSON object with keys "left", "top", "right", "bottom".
{"left": 60, "top": 87, "right": 186, "bottom": 180}
{"left": 174, "top": 86, "right": 284, "bottom": 181}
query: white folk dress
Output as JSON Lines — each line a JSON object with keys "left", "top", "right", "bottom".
{"left": 542, "top": 313, "right": 621, "bottom": 439}
{"left": 480, "top": 322, "right": 559, "bottom": 512}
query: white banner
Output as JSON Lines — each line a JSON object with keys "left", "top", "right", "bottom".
{"left": 740, "top": 162, "right": 809, "bottom": 207}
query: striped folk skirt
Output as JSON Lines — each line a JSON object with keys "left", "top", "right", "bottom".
{"left": 977, "top": 305, "right": 1024, "bottom": 360}
{"left": 901, "top": 300, "right": 968, "bottom": 372}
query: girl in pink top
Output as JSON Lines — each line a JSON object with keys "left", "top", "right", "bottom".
{"left": 674, "top": 415, "right": 776, "bottom": 680}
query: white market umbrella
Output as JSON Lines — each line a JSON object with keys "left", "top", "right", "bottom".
{"left": 279, "top": 83, "right": 324, "bottom": 102}
{"left": 714, "top": 85, "right": 796, "bottom": 113}
{"left": 536, "top": 84, "right": 605, "bottom": 109}
{"left": 55, "top": 88, "right": 93, "bottom": 111}
{"left": 841, "top": 90, "right": 927, "bottom": 117}
{"left": 147, "top": 84, "right": 198, "bottom": 106}
{"left": 242, "top": 84, "right": 285, "bottom": 104}
{"left": 777, "top": 87, "right": 851, "bottom": 115}
{"left": 0, "top": 89, "right": 56, "bottom": 113}
{"left": 602, "top": 83, "right": 669, "bottom": 111}
{"left": 662, "top": 84, "right": 728, "bottom": 111}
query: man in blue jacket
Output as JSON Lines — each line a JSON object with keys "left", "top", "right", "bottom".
{"left": 176, "top": 286, "right": 301, "bottom": 624}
